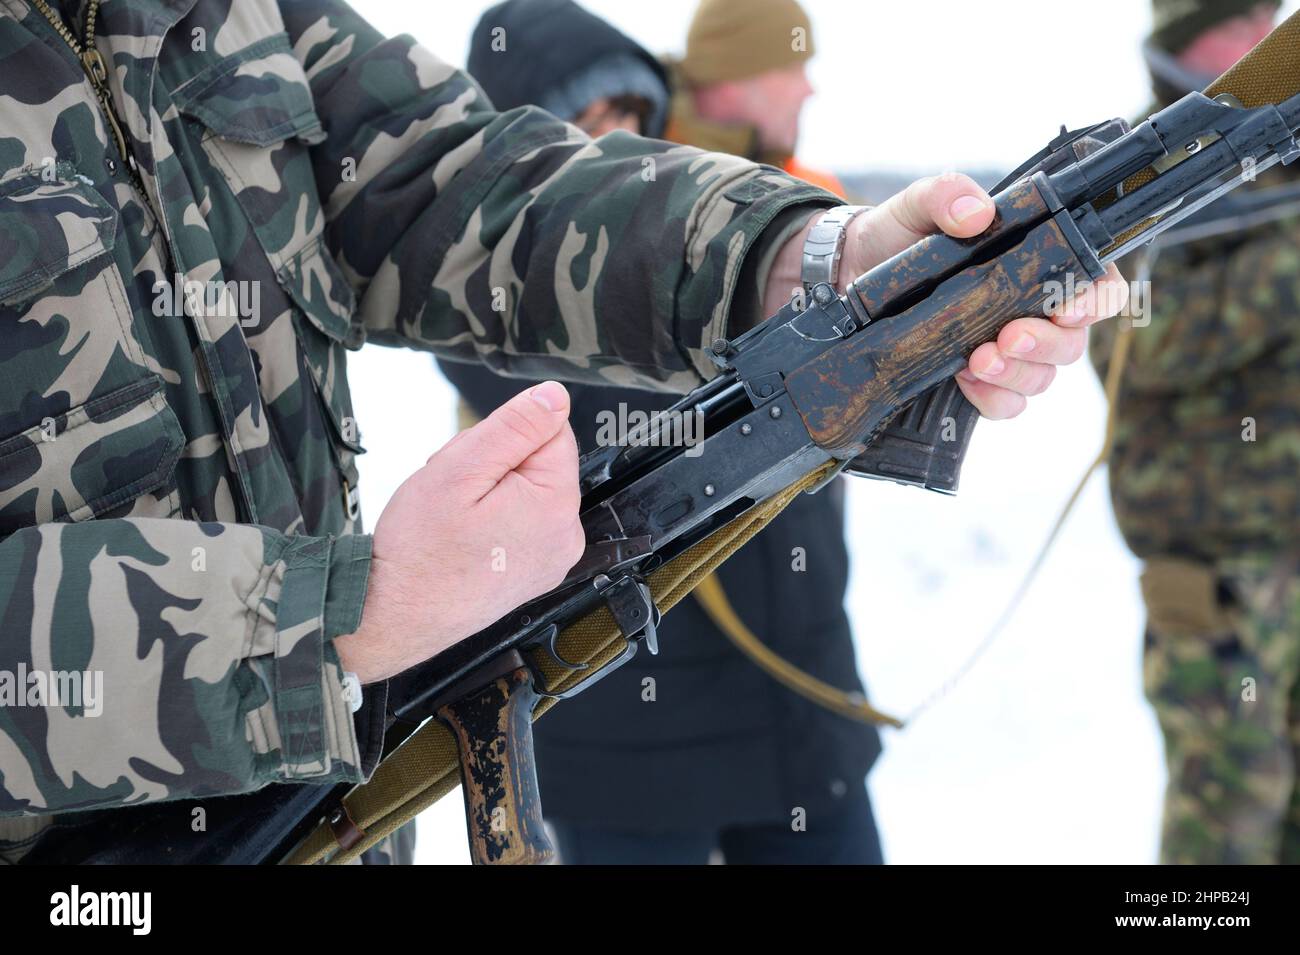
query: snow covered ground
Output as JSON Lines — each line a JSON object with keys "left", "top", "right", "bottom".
{"left": 342, "top": 0, "right": 1299, "bottom": 863}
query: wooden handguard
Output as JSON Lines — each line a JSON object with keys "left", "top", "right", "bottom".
{"left": 435, "top": 651, "right": 553, "bottom": 865}
{"left": 786, "top": 179, "right": 1093, "bottom": 456}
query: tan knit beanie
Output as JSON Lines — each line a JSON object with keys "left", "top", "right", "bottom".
{"left": 680, "top": 0, "right": 816, "bottom": 86}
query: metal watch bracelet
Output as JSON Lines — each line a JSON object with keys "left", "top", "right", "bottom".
{"left": 801, "top": 204, "right": 868, "bottom": 292}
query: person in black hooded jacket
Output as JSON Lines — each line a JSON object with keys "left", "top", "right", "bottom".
{"left": 437, "top": 0, "right": 884, "bottom": 864}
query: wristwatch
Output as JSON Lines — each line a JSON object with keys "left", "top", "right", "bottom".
{"left": 802, "top": 204, "right": 868, "bottom": 293}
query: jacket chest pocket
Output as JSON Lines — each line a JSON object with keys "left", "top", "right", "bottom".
{"left": 171, "top": 34, "right": 365, "bottom": 528}
{"left": 0, "top": 171, "right": 183, "bottom": 536}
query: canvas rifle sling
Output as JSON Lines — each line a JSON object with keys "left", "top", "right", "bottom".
{"left": 1106, "top": 9, "right": 1300, "bottom": 250}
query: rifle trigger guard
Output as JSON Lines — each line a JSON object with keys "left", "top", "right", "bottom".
{"left": 533, "top": 574, "right": 662, "bottom": 702}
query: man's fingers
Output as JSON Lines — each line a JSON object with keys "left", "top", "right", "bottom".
{"left": 1051, "top": 264, "right": 1128, "bottom": 327}
{"left": 995, "top": 318, "right": 1089, "bottom": 366}
{"left": 511, "top": 417, "right": 581, "bottom": 498}
{"left": 961, "top": 315, "right": 1090, "bottom": 412}
{"left": 439, "top": 380, "right": 572, "bottom": 498}
{"left": 493, "top": 419, "right": 584, "bottom": 583}
{"left": 966, "top": 343, "right": 1058, "bottom": 396}
{"left": 857, "top": 173, "right": 994, "bottom": 266}
{"left": 955, "top": 373, "right": 1028, "bottom": 420}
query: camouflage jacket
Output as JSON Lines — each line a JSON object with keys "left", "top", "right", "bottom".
{"left": 0, "top": 0, "right": 835, "bottom": 845}
{"left": 1089, "top": 163, "right": 1300, "bottom": 562}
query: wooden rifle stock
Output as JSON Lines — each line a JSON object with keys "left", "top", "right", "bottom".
{"left": 787, "top": 175, "right": 1103, "bottom": 456}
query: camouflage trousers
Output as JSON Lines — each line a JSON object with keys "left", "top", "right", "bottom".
{"left": 1140, "top": 553, "right": 1300, "bottom": 864}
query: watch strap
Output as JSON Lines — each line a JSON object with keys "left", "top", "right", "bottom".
{"left": 801, "top": 204, "right": 867, "bottom": 291}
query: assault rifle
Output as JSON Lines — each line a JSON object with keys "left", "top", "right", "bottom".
{"left": 23, "top": 19, "right": 1300, "bottom": 864}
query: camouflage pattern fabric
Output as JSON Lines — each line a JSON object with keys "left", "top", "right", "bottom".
{"left": 1142, "top": 554, "right": 1300, "bottom": 864}
{"left": 1090, "top": 153, "right": 1300, "bottom": 864}
{"left": 1090, "top": 163, "right": 1300, "bottom": 562}
{"left": 0, "top": 0, "right": 836, "bottom": 862}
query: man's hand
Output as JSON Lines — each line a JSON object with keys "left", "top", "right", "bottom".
{"left": 764, "top": 173, "right": 1127, "bottom": 419}
{"left": 336, "top": 382, "right": 584, "bottom": 684}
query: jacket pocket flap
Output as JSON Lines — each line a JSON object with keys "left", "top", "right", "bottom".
{"left": 0, "top": 376, "right": 184, "bottom": 535}
{"left": 0, "top": 171, "right": 117, "bottom": 307}
{"left": 281, "top": 237, "right": 359, "bottom": 347}
{"left": 172, "top": 34, "right": 325, "bottom": 147}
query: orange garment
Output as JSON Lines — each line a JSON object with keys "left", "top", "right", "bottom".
{"left": 661, "top": 114, "right": 846, "bottom": 200}
{"left": 782, "top": 157, "right": 846, "bottom": 199}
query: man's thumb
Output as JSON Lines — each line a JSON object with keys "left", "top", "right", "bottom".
{"left": 859, "top": 173, "right": 994, "bottom": 266}
{"left": 449, "top": 381, "right": 571, "bottom": 495}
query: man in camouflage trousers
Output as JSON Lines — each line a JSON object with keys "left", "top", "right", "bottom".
{"left": 0, "top": 0, "right": 1116, "bottom": 863}
{"left": 1091, "top": 0, "right": 1300, "bottom": 864}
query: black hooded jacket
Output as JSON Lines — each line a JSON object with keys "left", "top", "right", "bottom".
{"left": 467, "top": 0, "right": 669, "bottom": 137}
{"left": 439, "top": 0, "right": 879, "bottom": 830}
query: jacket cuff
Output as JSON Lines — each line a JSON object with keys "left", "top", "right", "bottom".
{"left": 682, "top": 171, "right": 838, "bottom": 380}
{"left": 323, "top": 532, "right": 372, "bottom": 639}
{"left": 254, "top": 534, "right": 365, "bottom": 783}
{"left": 323, "top": 532, "right": 388, "bottom": 778}
{"left": 728, "top": 201, "right": 832, "bottom": 338}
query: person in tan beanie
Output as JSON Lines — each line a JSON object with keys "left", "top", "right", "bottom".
{"left": 665, "top": 0, "right": 846, "bottom": 195}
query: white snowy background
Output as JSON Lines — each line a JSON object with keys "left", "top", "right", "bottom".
{"left": 342, "top": 0, "right": 1299, "bottom": 864}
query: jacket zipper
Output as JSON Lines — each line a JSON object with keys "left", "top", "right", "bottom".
{"left": 29, "top": 0, "right": 161, "bottom": 214}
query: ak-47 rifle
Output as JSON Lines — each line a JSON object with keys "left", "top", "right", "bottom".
{"left": 22, "top": 13, "right": 1300, "bottom": 865}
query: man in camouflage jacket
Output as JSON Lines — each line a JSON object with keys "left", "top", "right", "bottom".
{"left": 1091, "top": 0, "right": 1300, "bottom": 864}
{"left": 0, "top": 0, "right": 1113, "bottom": 863}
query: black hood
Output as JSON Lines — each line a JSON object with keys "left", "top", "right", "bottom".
{"left": 467, "top": 0, "right": 670, "bottom": 137}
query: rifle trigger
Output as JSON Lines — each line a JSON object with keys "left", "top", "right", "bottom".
{"left": 538, "top": 623, "right": 587, "bottom": 673}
